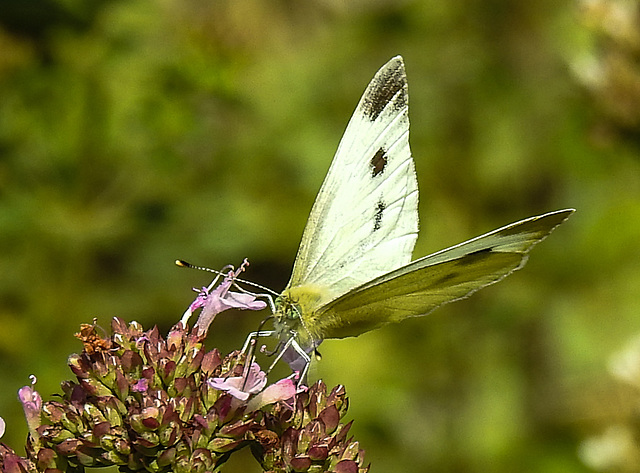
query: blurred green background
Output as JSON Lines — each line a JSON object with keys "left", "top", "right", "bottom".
{"left": 1, "top": 0, "right": 640, "bottom": 472}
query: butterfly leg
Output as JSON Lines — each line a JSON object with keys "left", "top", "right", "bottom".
{"left": 289, "top": 338, "right": 312, "bottom": 386}
{"left": 240, "top": 330, "right": 312, "bottom": 387}
{"left": 264, "top": 335, "right": 311, "bottom": 387}
{"left": 240, "top": 329, "right": 276, "bottom": 390}
{"left": 240, "top": 329, "right": 275, "bottom": 378}
{"left": 241, "top": 330, "right": 276, "bottom": 353}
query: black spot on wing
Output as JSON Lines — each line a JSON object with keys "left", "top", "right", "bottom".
{"left": 370, "top": 148, "right": 388, "bottom": 177}
{"left": 373, "top": 200, "right": 386, "bottom": 231}
{"left": 361, "top": 61, "right": 407, "bottom": 121}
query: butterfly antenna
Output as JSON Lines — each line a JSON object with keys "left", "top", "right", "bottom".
{"left": 176, "top": 259, "right": 280, "bottom": 304}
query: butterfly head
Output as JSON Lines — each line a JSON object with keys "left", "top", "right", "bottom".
{"left": 274, "top": 284, "right": 332, "bottom": 349}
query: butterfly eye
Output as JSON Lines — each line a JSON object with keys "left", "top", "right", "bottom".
{"left": 285, "top": 300, "right": 302, "bottom": 321}
{"left": 275, "top": 295, "right": 296, "bottom": 319}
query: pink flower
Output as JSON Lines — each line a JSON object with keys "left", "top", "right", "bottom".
{"left": 208, "top": 363, "right": 297, "bottom": 410}
{"left": 18, "top": 376, "right": 42, "bottom": 435}
{"left": 132, "top": 378, "right": 149, "bottom": 393}
{"left": 208, "top": 363, "right": 267, "bottom": 401}
{"left": 0, "top": 416, "right": 5, "bottom": 439}
{"left": 181, "top": 259, "right": 267, "bottom": 337}
{"left": 246, "top": 378, "right": 297, "bottom": 411}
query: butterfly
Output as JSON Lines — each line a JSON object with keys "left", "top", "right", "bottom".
{"left": 251, "top": 56, "right": 573, "bottom": 377}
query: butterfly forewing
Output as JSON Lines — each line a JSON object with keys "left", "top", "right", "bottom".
{"left": 286, "top": 56, "right": 419, "bottom": 301}
{"left": 310, "top": 209, "right": 574, "bottom": 340}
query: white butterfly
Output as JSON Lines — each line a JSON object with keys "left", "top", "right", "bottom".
{"left": 250, "top": 56, "right": 573, "bottom": 377}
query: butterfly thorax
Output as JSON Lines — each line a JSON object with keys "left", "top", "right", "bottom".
{"left": 274, "top": 284, "right": 334, "bottom": 348}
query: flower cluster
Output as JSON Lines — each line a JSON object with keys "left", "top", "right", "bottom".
{"left": 256, "top": 381, "right": 366, "bottom": 473}
{"left": 0, "top": 262, "right": 369, "bottom": 473}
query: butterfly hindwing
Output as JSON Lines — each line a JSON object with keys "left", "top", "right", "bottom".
{"left": 309, "top": 209, "right": 574, "bottom": 340}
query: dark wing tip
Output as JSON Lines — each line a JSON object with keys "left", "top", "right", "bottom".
{"left": 359, "top": 56, "right": 408, "bottom": 121}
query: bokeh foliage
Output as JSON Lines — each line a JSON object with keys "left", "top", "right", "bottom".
{"left": 1, "top": 0, "right": 639, "bottom": 472}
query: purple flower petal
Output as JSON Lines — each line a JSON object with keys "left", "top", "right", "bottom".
{"left": 181, "top": 260, "right": 267, "bottom": 336}
{"left": 132, "top": 378, "right": 149, "bottom": 393}
{"left": 18, "top": 378, "right": 42, "bottom": 434}
{"left": 246, "top": 378, "right": 297, "bottom": 411}
{"left": 208, "top": 363, "right": 267, "bottom": 400}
